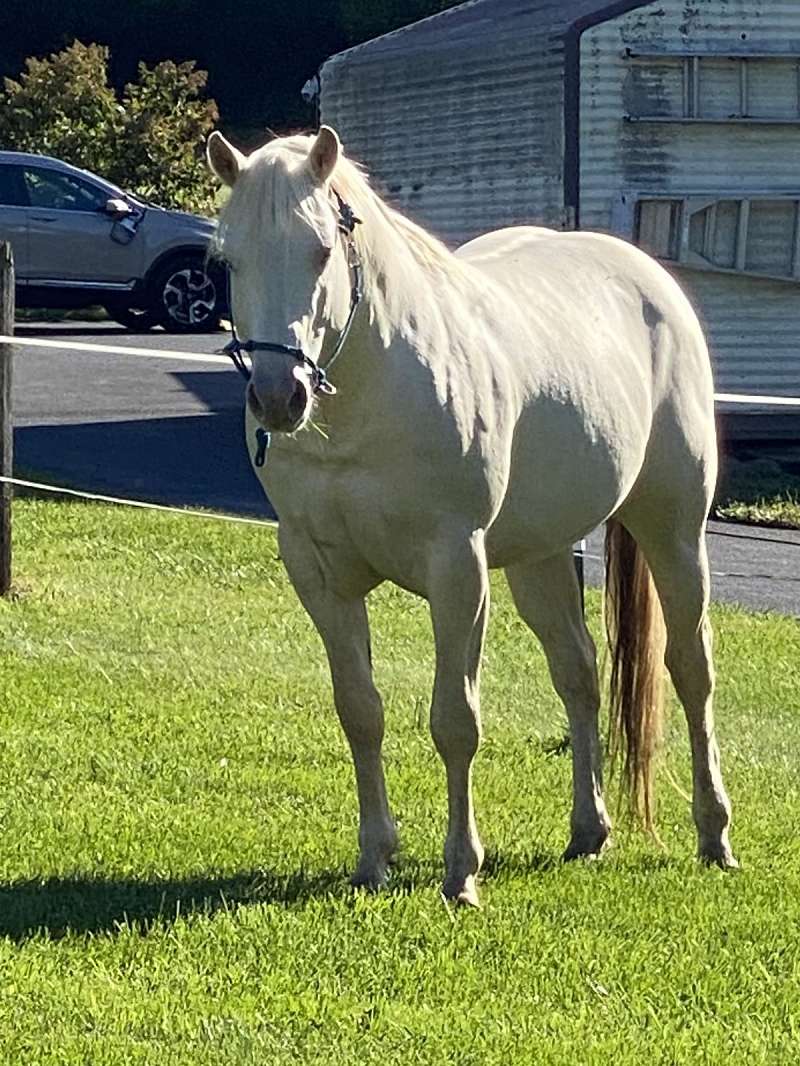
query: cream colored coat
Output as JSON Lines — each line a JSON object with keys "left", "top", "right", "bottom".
{"left": 208, "top": 128, "right": 735, "bottom": 906}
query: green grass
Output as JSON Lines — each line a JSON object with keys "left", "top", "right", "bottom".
{"left": 716, "top": 453, "right": 800, "bottom": 529}
{"left": 1, "top": 499, "right": 799, "bottom": 1064}
{"left": 15, "top": 306, "right": 110, "bottom": 324}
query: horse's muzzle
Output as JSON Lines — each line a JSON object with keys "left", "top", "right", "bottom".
{"left": 247, "top": 378, "right": 310, "bottom": 434}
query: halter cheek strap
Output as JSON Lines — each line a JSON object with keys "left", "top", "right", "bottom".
{"left": 221, "top": 190, "right": 363, "bottom": 396}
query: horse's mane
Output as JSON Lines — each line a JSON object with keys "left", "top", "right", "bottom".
{"left": 216, "top": 134, "right": 472, "bottom": 314}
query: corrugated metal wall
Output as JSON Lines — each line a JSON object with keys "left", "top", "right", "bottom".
{"left": 320, "top": 1, "right": 570, "bottom": 247}
{"left": 320, "top": 0, "right": 800, "bottom": 402}
{"left": 581, "top": 0, "right": 800, "bottom": 397}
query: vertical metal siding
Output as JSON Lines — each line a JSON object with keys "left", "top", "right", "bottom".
{"left": 320, "top": 2, "right": 569, "bottom": 247}
{"left": 319, "top": 0, "right": 799, "bottom": 401}
{"left": 581, "top": 0, "right": 800, "bottom": 398}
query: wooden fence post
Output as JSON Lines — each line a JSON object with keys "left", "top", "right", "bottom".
{"left": 0, "top": 241, "right": 14, "bottom": 596}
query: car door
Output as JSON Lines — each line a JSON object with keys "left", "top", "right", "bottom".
{"left": 0, "top": 163, "right": 30, "bottom": 277}
{"left": 22, "top": 165, "right": 144, "bottom": 285}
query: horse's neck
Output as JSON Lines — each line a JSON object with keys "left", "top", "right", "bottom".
{"left": 360, "top": 208, "right": 470, "bottom": 354}
{"left": 285, "top": 207, "right": 479, "bottom": 457}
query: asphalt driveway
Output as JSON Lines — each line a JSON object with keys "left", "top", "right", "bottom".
{"left": 9, "top": 321, "right": 799, "bottom": 616}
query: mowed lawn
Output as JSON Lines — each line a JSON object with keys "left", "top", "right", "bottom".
{"left": 0, "top": 500, "right": 799, "bottom": 1064}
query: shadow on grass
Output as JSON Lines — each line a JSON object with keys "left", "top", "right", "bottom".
{"left": 0, "top": 850, "right": 563, "bottom": 942}
{"left": 0, "top": 868, "right": 344, "bottom": 942}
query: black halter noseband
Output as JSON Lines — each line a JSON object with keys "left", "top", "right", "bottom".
{"left": 221, "top": 190, "right": 363, "bottom": 397}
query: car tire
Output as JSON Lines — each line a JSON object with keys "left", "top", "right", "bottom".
{"left": 104, "top": 304, "right": 159, "bottom": 332}
{"left": 149, "top": 254, "right": 224, "bottom": 333}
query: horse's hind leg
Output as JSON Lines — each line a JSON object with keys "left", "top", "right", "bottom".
{"left": 617, "top": 514, "right": 736, "bottom": 867}
{"left": 506, "top": 550, "right": 611, "bottom": 859}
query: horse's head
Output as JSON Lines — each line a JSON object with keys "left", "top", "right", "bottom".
{"left": 207, "top": 127, "right": 356, "bottom": 433}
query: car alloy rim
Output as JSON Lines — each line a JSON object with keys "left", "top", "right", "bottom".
{"left": 162, "top": 267, "right": 217, "bottom": 325}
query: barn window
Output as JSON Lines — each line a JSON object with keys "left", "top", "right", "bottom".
{"left": 624, "top": 52, "right": 800, "bottom": 124}
{"left": 632, "top": 195, "right": 800, "bottom": 282}
{"left": 635, "top": 199, "right": 683, "bottom": 260}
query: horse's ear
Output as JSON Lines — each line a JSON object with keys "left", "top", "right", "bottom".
{"left": 207, "top": 131, "right": 245, "bottom": 187}
{"left": 308, "top": 126, "right": 340, "bottom": 183}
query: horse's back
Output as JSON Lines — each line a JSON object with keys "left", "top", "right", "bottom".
{"left": 457, "top": 225, "right": 715, "bottom": 443}
{"left": 459, "top": 226, "right": 704, "bottom": 347}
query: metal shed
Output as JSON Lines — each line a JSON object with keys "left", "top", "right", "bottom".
{"left": 318, "top": 0, "right": 800, "bottom": 412}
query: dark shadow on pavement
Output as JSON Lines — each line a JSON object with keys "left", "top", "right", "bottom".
{"left": 169, "top": 370, "right": 248, "bottom": 414}
{"left": 14, "top": 411, "right": 275, "bottom": 518}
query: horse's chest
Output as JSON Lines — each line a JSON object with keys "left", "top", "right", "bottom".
{"left": 262, "top": 454, "right": 490, "bottom": 595}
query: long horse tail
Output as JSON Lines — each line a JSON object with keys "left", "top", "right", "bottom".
{"left": 604, "top": 518, "right": 667, "bottom": 832}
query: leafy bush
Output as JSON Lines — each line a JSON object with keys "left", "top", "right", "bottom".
{"left": 0, "top": 40, "right": 219, "bottom": 214}
{"left": 114, "top": 59, "right": 220, "bottom": 214}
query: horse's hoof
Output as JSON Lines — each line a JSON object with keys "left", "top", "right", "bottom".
{"left": 350, "top": 866, "right": 390, "bottom": 892}
{"left": 442, "top": 875, "right": 481, "bottom": 909}
{"left": 562, "top": 830, "right": 610, "bottom": 863}
{"left": 697, "top": 828, "right": 738, "bottom": 869}
{"left": 699, "top": 848, "right": 740, "bottom": 870}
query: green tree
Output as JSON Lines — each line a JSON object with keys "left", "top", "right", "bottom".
{"left": 0, "top": 40, "right": 219, "bottom": 214}
{"left": 113, "top": 60, "right": 219, "bottom": 213}
{"left": 0, "top": 41, "right": 120, "bottom": 175}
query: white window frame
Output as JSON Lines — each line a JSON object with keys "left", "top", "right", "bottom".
{"left": 623, "top": 51, "right": 800, "bottom": 125}
{"left": 614, "top": 191, "right": 800, "bottom": 284}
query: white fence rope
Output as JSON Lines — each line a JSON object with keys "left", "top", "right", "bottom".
{"left": 0, "top": 334, "right": 228, "bottom": 365}
{"left": 0, "top": 331, "right": 796, "bottom": 585}
{"left": 3, "top": 476, "right": 794, "bottom": 586}
{"left": 2, "top": 334, "right": 799, "bottom": 406}
{"left": 714, "top": 392, "right": 800, "bottom": 407}
{"left": 0, "top": 475, "right": 277, "bottom": 529}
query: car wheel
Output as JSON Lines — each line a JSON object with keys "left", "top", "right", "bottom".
{"left": 150, "top": 255, "right": 223, "bottom": 333}
{"left": 104, "top": 304, "right": 159, "bottom": 332}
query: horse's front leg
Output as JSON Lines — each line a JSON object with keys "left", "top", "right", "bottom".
{"left": 427, "top": 529, "right": 490, "bottom": 908}
{"left": 278, "top": 527, "right": 397, "bottom": 889}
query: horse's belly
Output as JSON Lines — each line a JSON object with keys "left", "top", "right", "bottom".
{"left": 486, "top": 400, "right": 649, "bottom": 567}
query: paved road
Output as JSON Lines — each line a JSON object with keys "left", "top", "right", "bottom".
{"left": 10, "top": 322, "right": 799, "bottom": 616}
{"left": 12, "top": 321, "right": 274, "bottom": 518}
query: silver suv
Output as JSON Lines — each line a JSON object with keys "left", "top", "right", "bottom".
{"left": 0, "top": 151, "right": 226, "bottom": 332}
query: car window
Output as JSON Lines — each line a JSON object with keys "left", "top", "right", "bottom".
{"left": 23, "top": 167, "right": 108, "bottom": 212}
{"left": 0, "top": 164, "right": 27, "bottom": 207}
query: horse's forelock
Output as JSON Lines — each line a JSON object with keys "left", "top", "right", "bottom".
{"left": 219, "top": 136, "right": 346, "bottom": 252}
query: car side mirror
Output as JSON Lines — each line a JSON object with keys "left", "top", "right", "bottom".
{"left": 104, "top": 197, "right": 131, "bottom": 217}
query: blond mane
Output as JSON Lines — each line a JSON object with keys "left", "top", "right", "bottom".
{"left": 215, "top": 133, "right": 473, "bottom": 321}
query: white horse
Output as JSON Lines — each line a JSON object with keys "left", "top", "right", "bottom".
{"left": 207, "top": 126, "right": 736, "bottom": 906}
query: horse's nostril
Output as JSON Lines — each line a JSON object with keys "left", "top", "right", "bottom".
{"left": 288, "top": 380, "right": 308, "bottom": 422}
